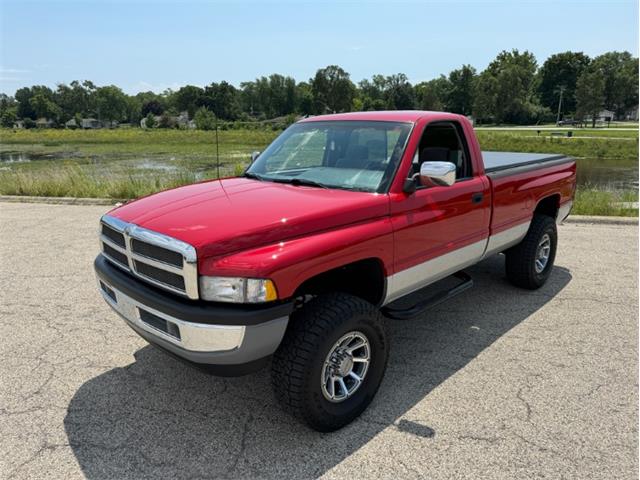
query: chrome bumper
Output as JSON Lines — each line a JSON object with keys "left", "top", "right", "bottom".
{"left": 97, "top": 277, "right": 290, "bottom": 368}
{"left": 99, "top": 278, "right": 245, "bottom": 352}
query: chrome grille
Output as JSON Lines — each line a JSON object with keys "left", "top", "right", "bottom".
{"left": 99, "top": 215, "right": 199, "bottom": 299}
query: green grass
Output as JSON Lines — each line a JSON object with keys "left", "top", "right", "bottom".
{"left": 0, "top": 128, "right": 278, "bottom": 158}
{"left": 476, "top": 131, "right": 638, "bottom": 159}
{"left": 573, "top": 187, "right": 638, "bottom": 217}
{"left": 0, "top": 164, "right": 203, "bottom": 199}
{"left": 0, "top": 128, "right": 637, "bottom": 216}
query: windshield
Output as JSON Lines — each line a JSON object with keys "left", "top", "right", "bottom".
{"left": 246, "top": 120, "right": 412, "bottom": 193}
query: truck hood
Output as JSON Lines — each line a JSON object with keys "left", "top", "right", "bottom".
{"left": 109, "top": 177, "right": 389, "bottom": 258}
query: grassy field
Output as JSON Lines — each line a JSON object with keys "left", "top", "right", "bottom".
{"left": 573, "top": 187, "right": 638, "bottom": 217}
{"left": 0, "top": 127, "right": 637, "bottom": 216}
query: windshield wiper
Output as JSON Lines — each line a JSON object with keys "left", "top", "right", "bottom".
{"left": 271, "top": 178, "right": 330, "bottom": 189}
{"left": 243, "top": 172, "right": 264, "bottom": 181}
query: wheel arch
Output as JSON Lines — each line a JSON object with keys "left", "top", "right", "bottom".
{"left": 292, "top": 257, "right": 387, "bottom": 307}
{"left": 534, "top": 193, "right": 561, "bottom": 219}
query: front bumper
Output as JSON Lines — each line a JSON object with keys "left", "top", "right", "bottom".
{"left": 94, "top": 255, "right": 293, "bottom": 375}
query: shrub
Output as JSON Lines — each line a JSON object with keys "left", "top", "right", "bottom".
{"left": 144, "top": 112, "right": 156, "bottom": 129}
{"left": 194, "top": 107, "right": 216, "bottom": 130}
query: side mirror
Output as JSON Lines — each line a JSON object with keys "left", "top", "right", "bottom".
{"left": 418, "top": 161, "right": 456, "bottom": 187}
{"left": 250, "top": 151, "right": 261, "bottom": 163}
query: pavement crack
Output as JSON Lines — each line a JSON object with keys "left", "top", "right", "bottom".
{"left": 223, "top": 413, "right": 253, "bottom": 478}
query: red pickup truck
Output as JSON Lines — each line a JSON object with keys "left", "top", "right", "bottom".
{"left": 95, "top": 111, "right": 575, "bottom": 431}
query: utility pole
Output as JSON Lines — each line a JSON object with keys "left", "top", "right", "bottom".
{"left": 555, "top": 87, "right": 564, "bottom": 126}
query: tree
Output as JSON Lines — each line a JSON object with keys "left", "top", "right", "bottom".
{"left": 575, "top": 68, "right": 605, "bottom": 127}
{"left": 144, "top": 112, "right": 156, "bottom": 129}
{"left": 0, "top": 108, "right": 17, "bottom": 127}
{"left": 537, "top": 51, "right": 590, "bottom": 115}
{"left": 357, "top": 75, "right": 386, "bottom": 110}
{"left": 446, "top": 65, "right": 476, "bottom": 115}
{"left": 15, "top": 85, "right": 54, "bottom": 120}
{"left": 193, "top": 107, "right": 216, "bottom": 130}
{"left": 472, "top": 72, "right": 498, "bottom": 123}
{"left": 0, "top": 94, "right": 17, "bottom": 126}
{"left": 311, "top": 65, "right": 355, "bottom": 113}
{"left": 29, "top": 92, "right": 61, "bottom": 120}
{"left": 414, "top": 77, "right": 449, "bottom": 111}
{"left": 200, "top": 82, "right": 241, "bottom": 120}
{"left": 383, "top": 74, "right": 415, "bottom": 110}
{"left": 591, "top": 51, "right": 639, "bottom": 117}
{"left": 141, "top": 99, "right": 164, "bottom": 116}
{"left": 94, "top": 85, "right": 128, "bottom": 123}
{"left": 295, "top": 81, "right": 314, "bottom": 115}
{"left": 173, "top": 85, "right": 203, "bottom": 118}
{"left": 55, "top": 80, "right": 96, "bottom": 121}
{"left": 473, "top": 49, "right": 542, "bottom": 124}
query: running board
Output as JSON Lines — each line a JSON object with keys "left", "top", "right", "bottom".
{"left": 382, "top": 271, "right": 473, "bottom": 320}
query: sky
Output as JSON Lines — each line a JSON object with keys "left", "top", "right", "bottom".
{"left": 0, "top": 0, "right": 638, "bottom": 95}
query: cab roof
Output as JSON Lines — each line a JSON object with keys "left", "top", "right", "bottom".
{"left": 298, "top": 110, "right": 465, "bottom": 124}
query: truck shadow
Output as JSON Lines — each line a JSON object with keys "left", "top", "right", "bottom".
{"left": 64, "top": 255, "right": 571, "bottom": 479}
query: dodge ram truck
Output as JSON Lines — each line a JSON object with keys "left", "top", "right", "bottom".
{"left": 95, "top": 111, "right": 576, "bottom": 431}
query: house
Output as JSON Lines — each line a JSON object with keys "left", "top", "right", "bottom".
{"left": 35, "top": 118, "right": 54, "bottom": 128}
{"left": 140, "top": 112, "right": 196, "bottom": 129}
{"left": 596, "top": 110, "right": 615, "bottom": 122}
{"left": 624, "top": 107, "right": 638, "bottom": 121}
{"left": 81, "top": 118, "right": 102, "bottom": 129}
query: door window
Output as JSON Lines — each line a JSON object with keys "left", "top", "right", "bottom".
{"left": 411, "top": 122, "right": 472, "bottom": 182}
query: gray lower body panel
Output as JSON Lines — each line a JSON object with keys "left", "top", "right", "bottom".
{"left": 98, "top": 277, "right": 289, "bottom": 369}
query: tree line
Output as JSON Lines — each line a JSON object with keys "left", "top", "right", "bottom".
{"left": 0, "top": 49, "right": 637, "bottom": 129}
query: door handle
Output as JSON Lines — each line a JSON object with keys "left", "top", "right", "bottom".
{"left": 471, "top": 192, "right": 484, "bottom": 204}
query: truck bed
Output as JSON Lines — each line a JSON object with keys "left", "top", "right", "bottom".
{"left": 482, "top": 152, "right": 568, "bottom": 173}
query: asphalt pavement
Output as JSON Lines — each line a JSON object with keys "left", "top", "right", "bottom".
{"left": 1, "top": 202, "right": 637, "bottom": 479}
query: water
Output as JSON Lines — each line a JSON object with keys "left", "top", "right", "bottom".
{"left": 0, "top": 150, "right": 637, "bottom": 191}
{"left": 575, "top": 157, "right": 638, "bottom": 190}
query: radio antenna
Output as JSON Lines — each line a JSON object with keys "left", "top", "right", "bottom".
{"left": 215, "top": 117, "right": 220, "bottom": 180}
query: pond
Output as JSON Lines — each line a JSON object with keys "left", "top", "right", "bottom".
{"left": 0, "top": 150, "right": 637, "bottom": 191}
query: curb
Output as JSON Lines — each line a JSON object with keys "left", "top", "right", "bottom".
{"left": 564, "top": 215, "right": 638, "bottom": 226}
{"left": 0, "top": 195, "right": 123, "bottom": 206}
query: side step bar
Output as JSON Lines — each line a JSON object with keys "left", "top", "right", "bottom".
{"left": 382, "top": 271, "right": 473, "bottom": 320}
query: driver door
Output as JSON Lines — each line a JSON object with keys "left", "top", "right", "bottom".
{"left": 387, "top": 121, "right": 490, "bottom": 303}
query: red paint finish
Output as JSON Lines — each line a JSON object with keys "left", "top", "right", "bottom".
{"left": 108, "top": 111, "right": 577, "bottom": 301}
{"left": 110, "top": 177, "right": 389, "bottom": 260}
{"left": 488, "top": 162, "right": 576, "bottom": 234}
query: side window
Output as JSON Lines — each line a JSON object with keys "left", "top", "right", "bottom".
{"left": 411, "top": 122, "right": 472, "bottom": 181}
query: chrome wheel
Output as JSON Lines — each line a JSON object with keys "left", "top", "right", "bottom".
{"left": 535, "top": 233, "right": 551, "bottom": 273}
{"left": 321, "top": 331, "right": 371, "bottom": 403}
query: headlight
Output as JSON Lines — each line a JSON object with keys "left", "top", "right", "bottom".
{"left": 199, "top": 276, "right": 278, "bottom": 303}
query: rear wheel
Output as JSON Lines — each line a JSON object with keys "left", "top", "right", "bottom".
{"left": 271, "top": 293, "right": 388, "bottom": 432}
{"left": 505, "top": 214, "right": 557, "bottom": 289}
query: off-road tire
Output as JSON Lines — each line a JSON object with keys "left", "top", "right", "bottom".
{"left": 271, "top": 293, "right": 388, "bottom": 432}
{"left": 505, "top": 214, "right": 557, "bottom": 289}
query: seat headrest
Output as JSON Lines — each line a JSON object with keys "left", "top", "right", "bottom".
{"left": 337, "top": 144, "right": 369, "bottom": 168}
{"left": 346, "top": 144, "right": 369, "bottom": 160}
{"left": 420, "top": 147, "right": 450, "bottom": 164}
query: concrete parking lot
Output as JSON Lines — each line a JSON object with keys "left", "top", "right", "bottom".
{"left": 1, "top": 202, "right": 637, "bottom": 480}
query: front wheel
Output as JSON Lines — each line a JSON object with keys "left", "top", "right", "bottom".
{"left": 271, "top": 293, "right": 389, "bottom": 432}
{"left": 505, "top": 214, "right": 558, "bottom": 289}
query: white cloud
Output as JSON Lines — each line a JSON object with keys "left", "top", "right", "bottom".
{"left": 0, "top": 67, "right": 30, "bottom": 74}
{"left": 130, "top": 80, "right": 189, "bottom": 94}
